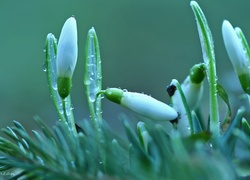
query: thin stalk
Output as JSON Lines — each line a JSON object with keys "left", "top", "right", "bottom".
{"left": 63, "top": 97, "right": 77, "bottom": 135}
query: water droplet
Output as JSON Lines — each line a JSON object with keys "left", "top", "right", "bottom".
{"left": 100, "top": 94, "right": 104, "bottom": 99}
{"left": 71, "top": 161, "right": 76, "bottom": 168}
{"left": 42, "top": 63, "right": 47, "bottom": 72}
{"left": 84, "top": 78, "right": 91, "bottom": 85}
{"left": 59, "top": 102, "right": 64, "bottom": 114}
{"left": 89, "top": 92, "right": 96, "bottom": 102}
{"left": 52, "top": 84, "right": 58, "bottom": 91}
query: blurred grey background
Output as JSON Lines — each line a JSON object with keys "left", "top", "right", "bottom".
{"left": 0, "top": 0, "right": 249, "bottom": 130}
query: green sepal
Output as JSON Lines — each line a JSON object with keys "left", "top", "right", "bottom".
{"left": 103, "top": 88, "right": 123, "bottom": 104}
{"left": 57, "top": 77, "right": 72, "bottom": 99}
{"left": 189, "top": 63, "right": 206, "bottom": 84}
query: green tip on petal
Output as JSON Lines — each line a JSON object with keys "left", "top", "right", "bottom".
{"left": 189, "top": 63, "right": 206, "bottom": 84}
{"left": 238, "top": 74, "right": 250, "bottom": 94}
{"left": 57, "top": 77, "right": 72, "bottom": 99}
{"left": 103, "top": 88, "right": 123, "bottom": 104}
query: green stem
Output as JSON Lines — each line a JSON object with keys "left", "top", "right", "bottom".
{"left": 62, "top": 98, "right": 77, "bottom": 135}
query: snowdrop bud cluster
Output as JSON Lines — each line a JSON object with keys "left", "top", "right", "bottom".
{"left": 103, "top": 88, "right": 178, "bottom": 121}
{"left": 181, "top": 63, "right": 206, "bottom": 110}
{"left": 56, "top": 17, "right": 78, "bottom": 99}
{"left": 222, "top": 20, "right": 250, "bottom": 94}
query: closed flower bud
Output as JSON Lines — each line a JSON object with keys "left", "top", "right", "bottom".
{"left": 222, "top": 20, "right": 250, "bottom": 94}
{"left": 103, "top": 88, "right": 178, "bottom": 121}
{"left": 56, "top": 17, "right": 78, "bottom": 99}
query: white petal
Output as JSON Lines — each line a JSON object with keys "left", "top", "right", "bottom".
{"left": 222, "top": 20, "right": 246, "bottom": 74}
{"left": 57, "top": 17, "right": 78, "bottom": 78}
{"left": 181, "top": 76, "right": 203, "bottom": 110}
{"left": 121, "top": 92, "right": 178, "bottom": 121}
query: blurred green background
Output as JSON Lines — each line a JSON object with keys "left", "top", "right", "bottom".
{"left": 0, "top": 1, "right": 249, "bottom": 130}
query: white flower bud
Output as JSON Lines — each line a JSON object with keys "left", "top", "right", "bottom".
{"left": 57, "top": 17, "right": 78, "bottom": 78}
{"left": 56, "top": 17, "right": 78, "bottom": 99}
{"left": 103, "top": 88, "right": 178, "bottom": 121}
{"left": 222, "top": 20, "right": 250, "bottom": 94}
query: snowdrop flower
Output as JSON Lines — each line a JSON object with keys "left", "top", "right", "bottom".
{"left": 222, "top": 20, "right": 250, "bottom": 94}
{"left": 102, "top": 88, "right": 178, "bottom": 121}
{"left": 181, "top": 63, "right": 206, "bottom": 110}
{"left": 57, "top": 17, "right": 78, "bottom": 99}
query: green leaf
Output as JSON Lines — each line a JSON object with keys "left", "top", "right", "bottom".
{"left": 242, "top": 118, "right": 250, "bottom": 137}
{"left": 191, "top": 111, "right": 203, "bottom": 133}
{"left": 84, "top": 27, "right": 103, "bottom": 124}
{"left": 222, "top": 107, "right": 245, "bottom": 154}
{"left": 137, "top": 122, "right": 152, "bottom": 153}
{"left": 190, "top": 1, "right": 220, "bottom": 137}
{"left": 217, "top": 82, "right": 232, "bottom": 132}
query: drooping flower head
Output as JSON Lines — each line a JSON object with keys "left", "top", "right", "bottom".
{"left": 102, "top": 88, "right": 178, "bottom": 121}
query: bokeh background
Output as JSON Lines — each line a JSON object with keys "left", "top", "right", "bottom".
{"left": 0, "top": 0, "right": 249, "bottom": 132}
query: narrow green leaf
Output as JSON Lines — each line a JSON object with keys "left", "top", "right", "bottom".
{"left": 123, "top": 120, "right": 143, "bottom": 151}
{"left": 217, "top": 83, "right": 231, "bottom": 112}
{"left": 191, "top": 1, "right": 220, "bottom": 137}
{"left": 242, "top": 118, "right": 250, "bottom": 137}
{"left": 137, "top": 122, "right": 152, "bottom": 153}
{"left": 191, "top": 111, "right": 203, "bottom": 133}
{"left": 217, "top": 82, "right": 232, "bottom": 132}
{"left": 222, "top": 107, "right": 245, "bottom": 154}
{"left": 84, "top": 27, "right": 102, "bottom": 124}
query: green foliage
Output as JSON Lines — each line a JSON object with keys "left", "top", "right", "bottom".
{"left": 0, "top": 1, "right": 250, "bottom": 179}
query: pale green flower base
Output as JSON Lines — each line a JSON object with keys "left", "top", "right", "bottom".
{"left": 239, "top": 73, "right": 250, "bottom": 94}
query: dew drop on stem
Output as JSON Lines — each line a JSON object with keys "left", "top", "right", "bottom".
{"left": 42, "top": 63, "right": 47, "bottom": 72}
